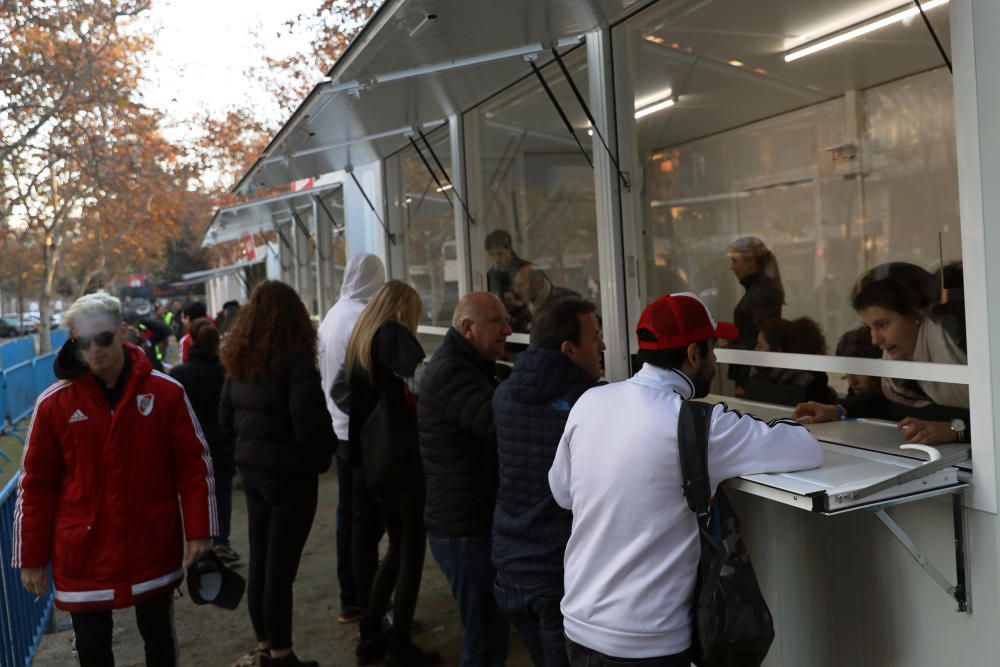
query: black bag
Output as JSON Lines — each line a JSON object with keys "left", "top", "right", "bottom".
{"left": 360, "top": 395, "right": 398, "bottom": 488}
{"left": 677, "top": 400, "right": 775, "bottom": 667}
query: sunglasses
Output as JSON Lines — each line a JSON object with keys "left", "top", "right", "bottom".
{"left": 73, "top": 330, "right": 117, "bottom": 350}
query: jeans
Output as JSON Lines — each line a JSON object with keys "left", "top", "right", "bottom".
{"left": 71, "top": 590, "right": 177, "bottom": 667}
{"left": 429, "top": 534, "right": 509, "bottom": 667}
{"left": 336, "top": 457, "right": 383, "bottom": 613}
{"left": 242, "top": 467, "right": 318, "bottom": 651}
{"left": 212, "top": 468, "right": 234, "bottom": 547}
{"left": 494, "top": 576, "right": 568, "bottom": 667}
{"left": 362, "top": 449, "right": 426, "bottom": 649}
{"left": 566, "top": 639, "right": 690, "bottom": 667}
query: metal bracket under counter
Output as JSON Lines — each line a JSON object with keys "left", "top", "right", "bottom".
{"left": 708, "top": 395, "right": 972, "bottom": 612}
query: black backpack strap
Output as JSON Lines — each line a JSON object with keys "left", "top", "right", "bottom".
{"left": 678, "top": 400, "right": 715, "bottom": 522}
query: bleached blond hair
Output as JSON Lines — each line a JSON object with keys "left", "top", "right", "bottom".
{"left": 64, "top": 293, "right": 123, "bottom": 330}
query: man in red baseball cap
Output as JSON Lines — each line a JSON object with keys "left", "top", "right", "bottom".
{"left": 548, "top": 292, "right": 822, "bottom": 665}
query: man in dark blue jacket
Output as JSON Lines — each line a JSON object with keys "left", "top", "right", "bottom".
{"left": 492, "top": 298, "right": 604, "bottom": 666}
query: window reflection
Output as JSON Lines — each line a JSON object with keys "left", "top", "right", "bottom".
{"left": 469, "top": 47, "right": 601, "bottom": 333}
{"left": 620, "top": 0, "right": 967, "bottom": 423}
{"left": 387, "top": 127, "right": 457, "bottom": 326}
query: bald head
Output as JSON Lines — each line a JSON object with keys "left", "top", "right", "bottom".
{"left": 452, "top": 292, "right": 512, "bottom": 361}
{"left": 515, "top": 264, "right": 551, "bottom": 308}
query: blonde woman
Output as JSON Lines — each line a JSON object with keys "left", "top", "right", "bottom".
{"left": 340, "top": 281, "right": 440, "bottom": 666}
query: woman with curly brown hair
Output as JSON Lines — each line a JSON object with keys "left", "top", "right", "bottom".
{"left": 219, "top": 281, "right": 335, "bottom": 667}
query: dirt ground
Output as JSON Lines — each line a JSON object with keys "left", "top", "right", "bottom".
{"left": 31, "top": 469, "right": 533, "bottom": 667}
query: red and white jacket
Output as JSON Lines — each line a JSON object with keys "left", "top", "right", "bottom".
{"left": 12, "top": 343, "right": 218, "bottom": 611}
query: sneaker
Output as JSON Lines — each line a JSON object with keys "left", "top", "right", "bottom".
{"left": 214, "top": 544, "right": 241, "bottom": 563}
{"left": 260, "top": 652, "right": 318, "bottom": 667}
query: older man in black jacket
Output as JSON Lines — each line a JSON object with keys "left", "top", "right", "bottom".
{"left": 492, "top": 299, "right": 604, "bottom": 667}
{"left": 419, "top": 292, "right": 512, "bottom": 667}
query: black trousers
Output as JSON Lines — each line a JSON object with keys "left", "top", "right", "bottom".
{"left": 361, "top": 448, "right": 426, "bottom": 650}
{"left": 70, "top": 590, "right": 176, "bottom": 667}
{"left": 336, "top": 456, "right": 383, "bottom": 613}
{"left": 242, "top": 467, "right": 319, "bottom": 651}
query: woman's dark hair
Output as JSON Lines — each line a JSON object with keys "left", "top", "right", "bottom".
{"left": 759, "top": 317, "right": 826, "bottom": 355}
{"left": 531, "top": 299, "right": 598, "bottom": 350}
{"left": 189, "top": 318, "right": 220, "bottom": 358}
{"left": 182, "top": 301, "right": 208, "bottom": 320}
{"left": 851, "top": 262, "right": 934, "bottom": 316}
{"left": 637, "top": 340, "right": 710, "bottom": 371}
{"left": 835, "top": 326, "right": 881, "bottom": 359}
{"left": 220, "top": 281, "right": 316, "bottom": 382}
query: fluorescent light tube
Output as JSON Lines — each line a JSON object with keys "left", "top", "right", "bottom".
{"left": 635, "top": 97, "right": 676, "bottom": 119}
{"left": 784, "top": 0, "right": 948, "bottom": 63}
{"left": 435, "top": 184, "right": 453, "bottom": 193}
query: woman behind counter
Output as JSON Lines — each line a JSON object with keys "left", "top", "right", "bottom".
{"left": 794, "top": 262, "right": 969, "bottom": 445}
{"left": 727, "top": 236, "right": 785, "bottom": 393}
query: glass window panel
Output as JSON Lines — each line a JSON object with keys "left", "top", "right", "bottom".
{"left": 618, "top": 1, "right": 965, "bottom": 408}
{"left": 387, "top": 127, "right": 457, "bottom": 326}
{"left": 318, "top": 187, "right": 347, "bottom": 311}
{"left": 468, "top": 47, "right": 601, "bottom": 334}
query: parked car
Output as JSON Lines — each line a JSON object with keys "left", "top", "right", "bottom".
{"left": 1, "top": 316, "right": 29, "bottom": 338}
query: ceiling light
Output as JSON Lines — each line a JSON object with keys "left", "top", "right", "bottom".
{"left": 784, "top": 0, "right": 948, "bottom": 62}
{"left": 728, "top": 60, "right": 744, "bottom": 67}
{"left": 634, "top": 88, "right": 673, "bottom": 110}
{"left": 436, "top": 184, "right": 453, "bottom": 193}
{"left": 635, "top": 97, "right": 676, "bottom": 120}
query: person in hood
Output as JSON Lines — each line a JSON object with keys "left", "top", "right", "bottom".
{"left": 492, "top": 298, "right": 604, "bottom": 667}
{"left": 13, "top": 292, "right": 216, "bottom": 667}
{"left": 170, "top": 318, "right": 239, "bottom": 563}
{"left": 317, "top": 252, "right": 386, "bottom": 624}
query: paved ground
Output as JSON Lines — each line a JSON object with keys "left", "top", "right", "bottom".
{"left": 32, "top": 469, "right": 534, "bottom": 667}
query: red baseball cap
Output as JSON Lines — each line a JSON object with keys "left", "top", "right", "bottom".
{"left": 636, "top": 292, "right": 739, "bottom": 350}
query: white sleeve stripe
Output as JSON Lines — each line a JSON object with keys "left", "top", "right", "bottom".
{"left": 154, "top": 371, "right": 219, "bottom": 535}
{"left": 180, "top": 388, "right": 219, "bottom": 536}
{"left": 12, "top": 380, "right": 72, "bottom": 568}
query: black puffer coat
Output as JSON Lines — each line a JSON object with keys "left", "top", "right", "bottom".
{"left": 169, "top": 346, "right": 234, "bottom": 472}
{"left": 491, "top": 346, "right": 597, "bottom": 583}
{"left": 419, "top": 327, "right": 500, "bottom": 537}
{"left": 220, "top": 355, "right": 336, "bottom": 475}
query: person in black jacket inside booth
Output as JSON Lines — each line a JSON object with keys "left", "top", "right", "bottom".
{"left": 492, "top": 298, "right": 604, "bottom": 667}
{"left": 169, "top": 318, "right": 239, "bottom": 563}
{"left": 419, "top": 292, "right": 513, "bottom": 667}
{"left": 340, "top": 281, "right": 439, "bottom": 666}
{"left": 219, "top": 281, "right": 335, "bottom": 667}
{"left": 726, "top": 236, "right": 785, "bottom": 393}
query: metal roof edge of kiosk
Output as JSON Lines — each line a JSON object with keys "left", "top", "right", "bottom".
{"left": 203, "top": 182, "right": 344, "bottom": 248}
{"left": 232, "top": 0, "right": 676, "bottom": 196}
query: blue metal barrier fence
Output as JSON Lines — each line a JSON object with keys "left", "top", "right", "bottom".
{"left": 0, "top": 474, "right": 54, "bottom": 667}
{"left": 0, "top": 343, "right": 62, "bottom": 666}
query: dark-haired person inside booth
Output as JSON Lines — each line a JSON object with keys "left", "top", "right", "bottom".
{"left": 794, "top": 262, "right": 970, "bottom": 446}
{"left": 744, "top": 317, "right": 836, "bottom": 405}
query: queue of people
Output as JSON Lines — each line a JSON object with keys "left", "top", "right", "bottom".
{"left": 10, "top": 240, "right": 967, "bottom": 666}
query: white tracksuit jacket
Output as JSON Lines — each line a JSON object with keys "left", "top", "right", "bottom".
{"left": 549, "top": 363, "right": 823, "bottom": 658}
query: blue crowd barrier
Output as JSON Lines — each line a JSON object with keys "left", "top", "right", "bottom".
{"left": 0, "top": 340, "right": 35, "bottom": 373}
{"left": 47, "top": 330, "right": 68, "bottom": 351}
{"left": 1, "top": 363, "right": 36, "bottom": 428}
{"left": 0, "top": 474, "right": 55, "bottom": 667}
{"left": 30, "top": 357, "right": 56, "bottom": 407}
